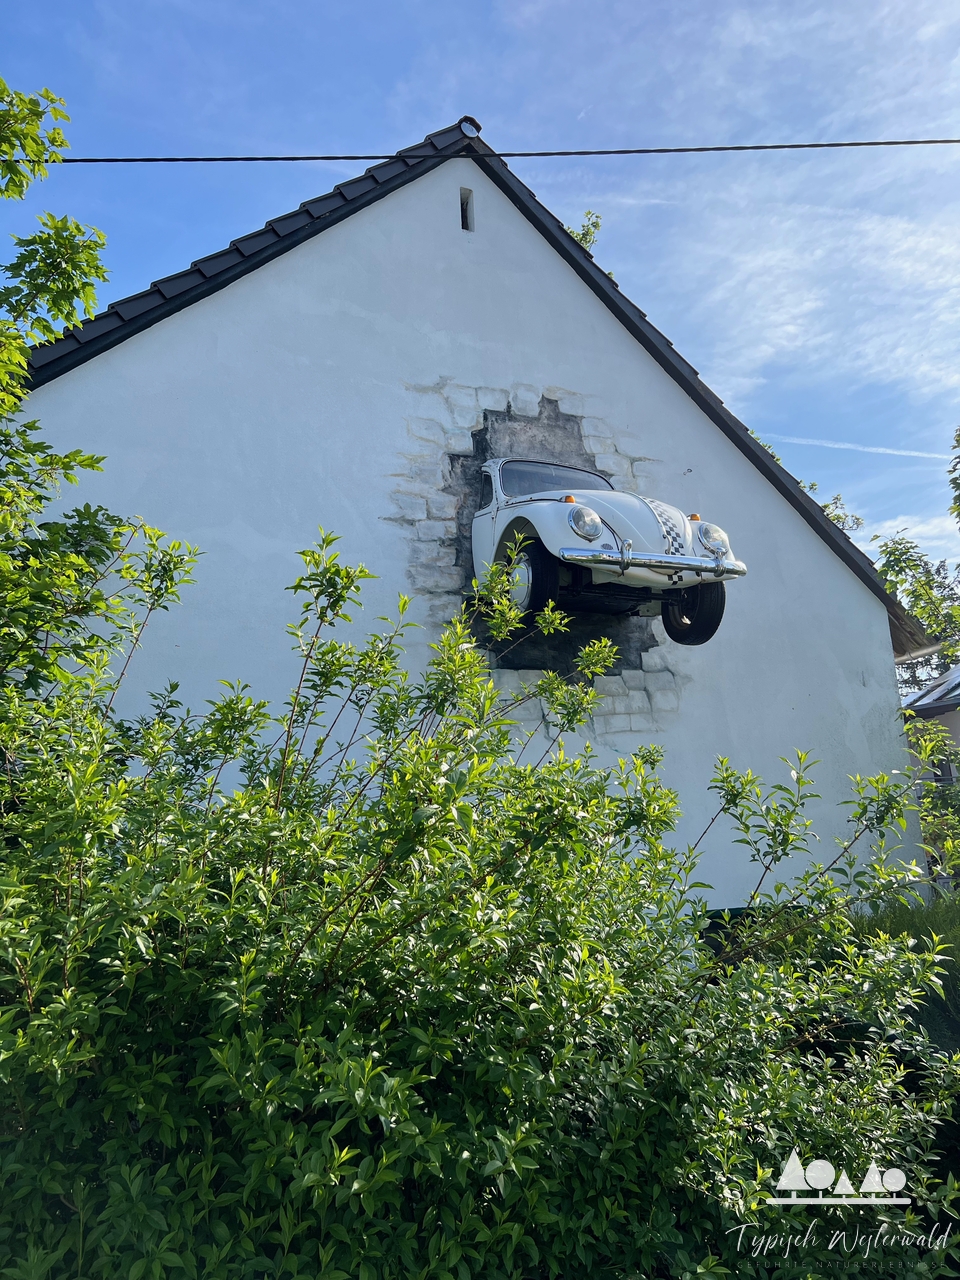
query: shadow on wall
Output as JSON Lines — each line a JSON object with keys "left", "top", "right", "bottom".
{"left": 445, "top": 396, "right": 659, "bottom": 675}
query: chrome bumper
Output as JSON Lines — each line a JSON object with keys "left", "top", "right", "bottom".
{"left": 558, "top": 547, "right": 747, "bottom": 579}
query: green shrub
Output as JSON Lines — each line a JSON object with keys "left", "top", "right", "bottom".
{"left": 857, "top": 895, "right": 960, "bottom": 1054}
{"left": 0, "top": 498, "right": 959, "bottom": 1278}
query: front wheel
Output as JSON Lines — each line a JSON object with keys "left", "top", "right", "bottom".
{"left": 501, "top": 538, "right": 559, "bottom": 617}
{"left": 661, "top": 582, "right": 726, "bottom": 645}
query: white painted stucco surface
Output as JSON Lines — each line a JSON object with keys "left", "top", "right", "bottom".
{"left": 936, "top": 708, "right": 960, "bottom": 743}
{"left": 25, "top": 157, "right": 911, "bottom": 904}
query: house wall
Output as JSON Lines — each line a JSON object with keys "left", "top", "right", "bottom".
{"left": 928, "top": 708, "right": 960, "bottom": 769}
{"left": 24, "top": 157, "right": 911, "bottom": 904}
{"left": 933, "top": 708, "right": 960, "bottom": 743}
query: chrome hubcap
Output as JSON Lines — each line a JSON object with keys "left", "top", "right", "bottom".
{"left": 509, "top": 554, "right": 533, "bottom": 610}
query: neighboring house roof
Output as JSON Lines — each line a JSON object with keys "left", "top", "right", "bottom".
{"left": 904, "top": 662, "right": 960, "bottom": 718}
{"left": 27, "top": 116, "right": 924, "bottom": 658}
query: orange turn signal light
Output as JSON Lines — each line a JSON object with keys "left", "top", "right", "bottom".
{"left": 563, "top": 494, "right": 577, "bottom": 503}
{"left": 688, "top": 512, "right": 701, "bottom": 520}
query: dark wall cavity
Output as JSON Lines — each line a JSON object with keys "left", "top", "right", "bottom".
{"left": 445, "top": 395, "right": 599, "bottom": 582}
{"left": 476, "top": 611, "right": 658, "bottom": 677}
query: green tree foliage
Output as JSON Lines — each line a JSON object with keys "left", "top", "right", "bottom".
{"left": 0, "top": 76, "right": 108, "bottom": 416}
{"left": 902, "top": 714, "right": 960, "bottom": 898}
{"left": 565, "top": 210, "right": 602, "bottom": 253}
{"left": 565, "top": 210, "right": 616, "bottom": 281}
{"left": 857, "top": 892, "right": 960, "bottom": 1055}
{"left": 873, "top": 431, "right": 960, "bottom": 887}
{"left": 948, "top": 425, "right": 960, "bottom": 530}
{"left": 0, "top": 80, "right": 194, "bottom": 694}
{"left": 800, "top": 481, "right": 865, "bottom": 534}
{"left": 0, "top": 78, "right": 68, "bottom": 199}
{"left": 875, "top": 534, "right": 960, "bottom": 694}
{"left": 870, "top": 427, "right": 960, "bottom": 694}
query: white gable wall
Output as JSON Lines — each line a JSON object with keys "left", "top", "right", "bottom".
{"left": 25, "top": 157, "right": 909, "bottom": 902}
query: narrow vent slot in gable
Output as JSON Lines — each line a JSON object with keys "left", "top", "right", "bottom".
{"left": 460, "top": 187, "right": 474, "bottom": 232}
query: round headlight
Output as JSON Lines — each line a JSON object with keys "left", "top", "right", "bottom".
{"left": 568, "top": 504, "right": 603, "bottom": 541}
{"left": 697, "top": 521, "right": 731, "bottom": 557}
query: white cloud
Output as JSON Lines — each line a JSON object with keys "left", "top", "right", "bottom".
{"left": 616, "top": 183, "right": 960, "bottom": 416}
{"left": 857, "top": 514, "right": 960, "bottom": 563}
{"left": 766, "top": 434, "right": 950, "bottom": 459}
{"left": 474, "top": 0, "right": 960, "bottom": 422}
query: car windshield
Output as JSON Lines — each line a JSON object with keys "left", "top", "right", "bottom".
{"left": 499, "top": 460, "right": 613, "bottom": 497}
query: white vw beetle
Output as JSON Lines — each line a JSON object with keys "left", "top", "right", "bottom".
{"left": 472, "top": 458, "right": 746, "bottom": 645}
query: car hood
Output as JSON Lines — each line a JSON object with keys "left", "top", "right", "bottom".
{"left": 511, "top": 488, "right": 690, "bottom": 555}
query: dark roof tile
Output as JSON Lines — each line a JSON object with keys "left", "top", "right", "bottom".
{"left": 300, "top": 191, "right": 348, "bottom": 217}
{"left": 417, "top": 123, "right": 466, "bottom": 150}
{"left": 72, "top": 311, "right": 124, "bottom": 342}
{"left": 193, "top": 247, "right": 245, "bottom": 277}
{"left": 365, "top": 157, "right": 412, "bottom": 182}
{"left": 268, "top": 209, "right": 314, "bottom": 236}
{"left": 335, "top": 174, "right": 379, "bottom": 200}
{"left": 110, "top": 290, "right": 164, "bottom": 320}
{"left": 397, "top": 141, "right": 439, "bottom": 158}
{"left": 154, "top": 269, "right": 206, "bottom": 300}
{"left": 30, "top": 335, "right": 80, "bottom": 364}
{"left": 232, "top": 228, "right": 281, "bottom": 256}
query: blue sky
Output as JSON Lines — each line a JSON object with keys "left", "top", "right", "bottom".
{"left": 6, "top": 0, "right": 960, "bottom": 561}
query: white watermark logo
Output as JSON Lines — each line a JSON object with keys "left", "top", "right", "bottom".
{"left": 766, "top": 1148, "right": 909, "bottom": 1207}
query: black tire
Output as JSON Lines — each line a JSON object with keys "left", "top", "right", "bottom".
{"left": 661, "top": 582, "right": 726, "bottom": 645}
{"left": 500, "top": 537, "right": 559, "bottom": 617}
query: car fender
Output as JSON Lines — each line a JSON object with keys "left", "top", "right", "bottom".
{"left": 493, "top": 500, "right": 577, "bottom": 561}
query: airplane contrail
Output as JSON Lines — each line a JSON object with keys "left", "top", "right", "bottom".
{"left": 765, "top": 433, "right": 950, "bottom": 460}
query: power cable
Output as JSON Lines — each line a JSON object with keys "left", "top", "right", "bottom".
{"left": 57, "top": 137, "right": 960, "bottom": 163}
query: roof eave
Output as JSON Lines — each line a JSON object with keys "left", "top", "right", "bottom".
{"left": 27, "top": 146, "right": 468, "bottom": 387}
{"left": 905, "top": 698, "right": 960, "bottom": 719}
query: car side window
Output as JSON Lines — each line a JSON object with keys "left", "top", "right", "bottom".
{"left": 479, "top": 473, "right": 494, "bottom": 509}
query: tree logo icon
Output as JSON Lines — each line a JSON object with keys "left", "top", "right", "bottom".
{"left": 766, "top": 1149, "right": 909, "bottom": 1207}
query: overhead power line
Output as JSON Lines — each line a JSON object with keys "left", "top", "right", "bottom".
{"left": 58, "top": 137, "right": 960, "bottom": 163}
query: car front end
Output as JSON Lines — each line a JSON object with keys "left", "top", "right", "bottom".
{"left": 472, "top": 459, "right": 746, "bottom": 637}
{"left": 559, "top": 494, "right": 746, "bottom": 588}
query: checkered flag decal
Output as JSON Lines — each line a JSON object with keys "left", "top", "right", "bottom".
{"left": 645, "top": 499, "right": 687, "bottom": 556}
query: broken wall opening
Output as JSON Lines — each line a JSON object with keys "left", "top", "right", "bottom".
{"left": 444, "top": 395, "right": 659, "bottom": 675}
